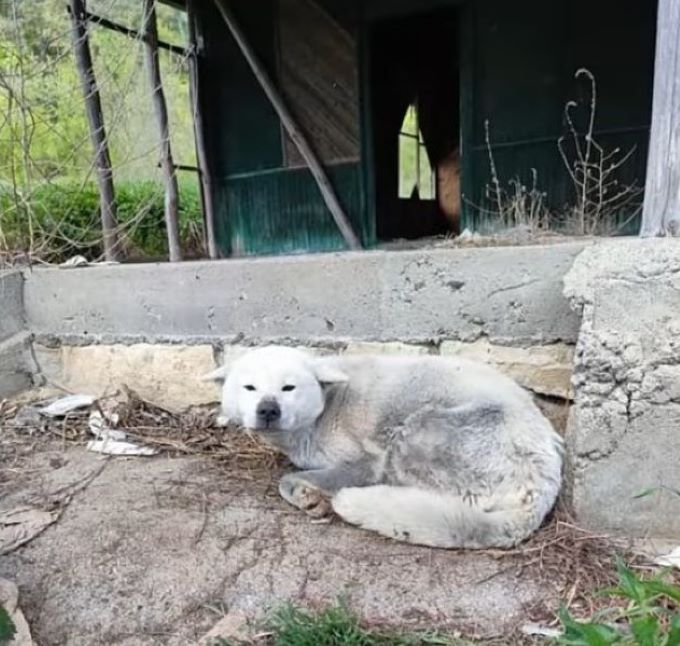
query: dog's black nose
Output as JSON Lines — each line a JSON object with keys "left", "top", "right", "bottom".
{"left": 256, "top": 399, "right": 281, "bottom": 424}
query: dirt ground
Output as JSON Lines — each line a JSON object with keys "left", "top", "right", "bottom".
{"left": 0, "top": 390, "right": 632, "bottom": 645}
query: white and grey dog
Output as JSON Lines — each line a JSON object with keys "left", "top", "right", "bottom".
{"left": 207, "top": 346, "right": 563, "bottom": 549}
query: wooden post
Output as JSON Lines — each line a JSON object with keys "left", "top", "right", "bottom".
{"left": 142, "top": 0, "right": 183, "bottom": 261}
{"left": 187, "top": 0, "right": 219, "bottom": 259}
{"left": 68, "top": 0, "right": 121, "bottom": 261}
{"left": 640, "top": 0, "right": 680, "bottom": 236}
{"left": 212, "top": 0, "right": 363, "bottom": 250}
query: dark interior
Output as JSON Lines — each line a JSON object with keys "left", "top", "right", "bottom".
{"left": 368, "top": 9, "right": 461, "bottom": 242}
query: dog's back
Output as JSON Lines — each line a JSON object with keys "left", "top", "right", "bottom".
{"left": 317, "top": 354, "right": 563, "bottom": 548}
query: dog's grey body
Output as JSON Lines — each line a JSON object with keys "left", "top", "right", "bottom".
{"left": 210, "top": 346, "right": 563, "bottom": 549}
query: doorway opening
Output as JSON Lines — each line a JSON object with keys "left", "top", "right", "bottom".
{"left": 368, "top": 9, "right": 461, "bottom": 242}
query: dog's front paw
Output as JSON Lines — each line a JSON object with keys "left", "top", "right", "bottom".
{"left": 279, "top": 475, "right": 333, "bottom": 519}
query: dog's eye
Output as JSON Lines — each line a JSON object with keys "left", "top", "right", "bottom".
{"left": 281, "top": 385, "right": 296, "bottom": 392}
{"left": 243, "top": 385, "right": 256, "bottom": 391}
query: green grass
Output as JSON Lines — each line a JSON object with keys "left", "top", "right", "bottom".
{"left": 212, "top": 560, "right": 680, "bottom": 646}
{"left": 214, "top": 604, "right": 467, "bottom": 646}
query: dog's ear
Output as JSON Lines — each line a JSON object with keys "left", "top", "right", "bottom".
{"left": 200, "top": 365, "right": 230, "bottom": 382}
{"left": 312, "top": 359, "right": 349, "bottom": 385}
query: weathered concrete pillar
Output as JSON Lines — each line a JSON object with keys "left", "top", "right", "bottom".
{"left": 0, "top": 271, "right": 36, "bottom": 398}
{"left": 563, "top": 239, "right": 680, "bottom": 537}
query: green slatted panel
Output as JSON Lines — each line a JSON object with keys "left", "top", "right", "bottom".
{"left": 215, "top": 162, "right": 368, "bottom": 256}
{"left": 196, "top": 0, "right": 282, "bottom": 179}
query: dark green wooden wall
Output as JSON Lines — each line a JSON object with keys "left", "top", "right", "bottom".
{"left": 460, "top": 0, "right": 656, "bottom": 232}
{"left": 195, "top": 0, "right": 368, "bottom": 256}
{"left": 196, "top": 0, "right": 656, "bottom": 255}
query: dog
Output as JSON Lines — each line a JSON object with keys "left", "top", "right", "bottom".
{"left": 205, "top": 346, "right": 563, "bottom": 549}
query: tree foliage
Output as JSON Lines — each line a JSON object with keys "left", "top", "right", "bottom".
{"left": 0, "top": 0, "right": 200, "bottom": 261}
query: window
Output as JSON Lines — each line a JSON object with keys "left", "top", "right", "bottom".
{"left": 398, "top": 102, "right": 435, "bottom": 200}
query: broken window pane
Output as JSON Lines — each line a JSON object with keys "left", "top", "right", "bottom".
{"left": 398, "top": 102, "right": 435, "bottom": 201}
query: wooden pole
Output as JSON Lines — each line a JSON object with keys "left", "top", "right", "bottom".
{"left": 142, "top": 0, "right": 183, "bottom": 261}
{"left": 187, "top": 0, "right": 219, "bottom": 259}
{"left": 212, "top": 0, "right": 363, "bottom": 250}
{"left": 640, "top": 0, "right": 680, "bottom": 236}
{"left": 68, "top": 0, "right": 121, "bottom": 261}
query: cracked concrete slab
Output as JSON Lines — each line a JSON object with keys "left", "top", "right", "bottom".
{"left": 0, "top": 449, "right": 553, "bottom": 645}
{"left": 564, "top": 238, "right": 680, "bottom": 537}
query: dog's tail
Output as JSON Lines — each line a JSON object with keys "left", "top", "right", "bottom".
{"left": 331, "top": 483, "right": 558, "bottom": 549}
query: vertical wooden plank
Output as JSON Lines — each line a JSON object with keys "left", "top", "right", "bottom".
{"left": 458, "top": 0, "right": 476, "bottom": 232}
{"left": 641, "top": 0, "right": 680, "bottom": 236}
{"left": 142, "top": 0, "right": 183, "bottom": 261}
{"left": 68, "top": 0, "right": 121, "bottom": 261}
{"left": 358, "top": 11, "right": 377, "bottom": 245}
{"left": 187, "top": 0, "right": 219, "bottom": 258}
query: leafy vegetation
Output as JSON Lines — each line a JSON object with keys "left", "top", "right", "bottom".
{"left": 211, "top": 561, "right": 680, "bottom": 646}
{"left": 0, "top": 0, "right": 199, "bottom": 261}
{"left": 214, "top": 604, "right": 463, "bottom": 646}
{"left": 0, "top": 604, "right": 16, "bottom": 645}
{"left": 556, "top": 559, "right": 680, "bottom": 646}
{"left": 0, "top": 176, "right": 203, "bottom": 261}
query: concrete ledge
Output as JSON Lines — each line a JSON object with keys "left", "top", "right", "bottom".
{"left": 23, "top": 244, "right": 585, "bottom": 346}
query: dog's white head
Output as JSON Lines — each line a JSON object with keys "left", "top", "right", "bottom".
{"left": 205, "top": 346, "right": 348, "bottom": 432}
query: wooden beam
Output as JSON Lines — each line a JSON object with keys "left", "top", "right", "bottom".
{"left": 143, "top": 0, "right": 183, "bottom": 262}
{"left": 67, "top": 0, "right": 121, "bottom": 261}
{"left": 640, "top": 0, "right": 680, "bottom": 236}
{"left": 80, "top": 9, "right": 188, "bottom": 58}
{"left": 187, "top": 0, "right": 219, "bottom": 259}
{"left": 212, "top": 0, "right": 363, "bottom": 251}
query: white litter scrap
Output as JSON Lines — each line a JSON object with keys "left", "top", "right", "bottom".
{"left": 520, "top": 623, "right": 562, "bottom": 638}
{"left": 59, "top": 255, "right": 120, "bottom": 268}
{"left": 654, "top": 546, "right": 680, "bottom": 569}
{"left": 86, "top": 439, "right": 159, "bottom": 456}
{"left": 86, "top": 410, "right": 158, "bottom": 456}
{"left": 87, "top": 411, "right": 125, "bottom": 441}
{"left": 39, "top": 394, "right": 95, "bottom": 417}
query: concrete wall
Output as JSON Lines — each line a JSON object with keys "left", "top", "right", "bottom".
{"left": 24, "top": 244, "right": 584, "bottom": 346}
{"left": 20, "top": 244, "right": 583, "bottom": 428}
{"left": 8, "top": 239, "right": 680, "bottom": 540}
{"left": 0, "top": 271, "right": 35, "bottom": 397}
{"left": 564, "top": 239, "right": 680, "bottom": 538}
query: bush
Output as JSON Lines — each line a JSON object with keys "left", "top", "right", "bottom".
{"left": 557, "top": 559, "right": 680, "bottom": 646}
{"left": 0, "top": 177, "right": 204, "bottom": 262}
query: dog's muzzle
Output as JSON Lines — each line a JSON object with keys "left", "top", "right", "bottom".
{"left": 256, "top": 398, "right": 281, "bottom": 429}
